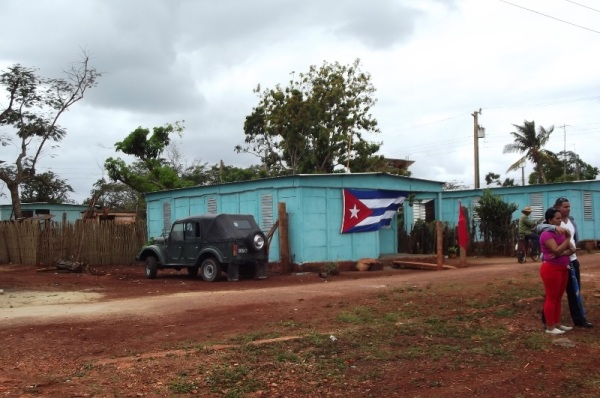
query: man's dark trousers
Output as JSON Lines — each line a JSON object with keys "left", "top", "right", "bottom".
{"left": 566, "top": 259, "right": 586, "bottom": 324}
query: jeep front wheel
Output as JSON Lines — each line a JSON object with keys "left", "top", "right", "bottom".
{"left": 200, "top": 258, "right": 221, "bottom": 282}
{"left": 145, "top": 256, "right": 158, "bottom": 279}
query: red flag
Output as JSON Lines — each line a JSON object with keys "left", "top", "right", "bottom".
{"left": 458, "top": 202, "right": 468, "bottom": 250}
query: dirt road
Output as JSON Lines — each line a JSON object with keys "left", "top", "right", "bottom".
{"left": 2, "top": 254, "right": 600, "bottom": 397}
{"left": 1, "top": 258, "right": 520, "bottom": 326}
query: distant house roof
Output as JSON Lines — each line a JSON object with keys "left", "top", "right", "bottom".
{"left": 384, "top": 158, "right": 415, "bottom": 170}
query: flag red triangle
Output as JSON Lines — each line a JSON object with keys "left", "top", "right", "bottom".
{"left": 342, "top": 190, "right": 373, "bottom": 232}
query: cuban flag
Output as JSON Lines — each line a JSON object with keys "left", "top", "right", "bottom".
{"left": 341, "top": 189, "right": 409, "bottom": 234}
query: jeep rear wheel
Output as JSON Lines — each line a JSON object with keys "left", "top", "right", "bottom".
{"left": 200, "top": 258, "right": 221, "bottom": 282}
{"left": 145, "top": 256, "right": 158, "bottom": 279}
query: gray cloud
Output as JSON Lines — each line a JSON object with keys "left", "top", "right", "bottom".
{"left": 1, "top": 0, "right": 597, "bottom": 204}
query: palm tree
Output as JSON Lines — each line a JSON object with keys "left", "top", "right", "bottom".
{"left": 503, "top": 120, "right": 555, "bottom": 184}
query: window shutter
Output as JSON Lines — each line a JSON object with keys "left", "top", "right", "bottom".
{"left": 584, "top": 192, "right": 593, "bottom": 221}
{"left": 207, "top": 197, "right": 217, "bottom": 214}
{"left": 528, "top": 193, "right": 544, "bottom": 220}
{"left": 260, "top": 194, "right": 274, "bottom": 231}
{"left": 162, "top": 202, "right": 171, "bottom": 235}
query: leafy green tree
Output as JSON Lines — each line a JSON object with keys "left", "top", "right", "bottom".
{"left": 237, "top": 59, "right": 382, "bottom": 174}
{"left": 178, "top": 161, "right": 271, "bottom": 186}
{"left": 20, "top": 171, "right": 74, "bottom": 204}
{"left": 443, "top": 181, "right": 469, "bottom": 191}
{"left": 501, "top": 178, "right": 516, "bottom": 187}
{"left": 485, "top": 172, "right": 501, "bottom": 186}
{"left": 503, "top": 120, "right": 555, "bottom": 184}
{"left": 0, "top": 54, "right": 100, "bottom": 217}
{"left": 85, "top": 179, "right": 143, "bottom": 212}
{"left": 485, "top": 172, "right": 515, "bottom": 187}
{"left": 528, "top": 151, "right": 599, "bottom": 184}
{"left": 475, "top": 189, "right": 518, "bottom": 256}
{"left": 104, "top": 122, "right": 195, "bottom": 193}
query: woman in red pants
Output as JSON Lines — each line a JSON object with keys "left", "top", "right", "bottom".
{"left": 540, "top": 207, "right": 574, "bottom": 335}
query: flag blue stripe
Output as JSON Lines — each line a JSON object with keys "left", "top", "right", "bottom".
{"left": 346, "top": 189, "right": 408, "bottom": 201}
{"left": 344, "top": 219, "right": 393, "bottom": 233}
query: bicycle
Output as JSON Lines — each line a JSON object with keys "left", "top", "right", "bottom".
{"left": 515, "top": 235, "right": 540, "bottom": 263}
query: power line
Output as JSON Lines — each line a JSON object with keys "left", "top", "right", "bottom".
{"left": 378, "top": 114, "right": 464, "bottom": 136}
{"left": 565, "top": 0, "right": 600, "bottom": 13}
{"left": 498, "top": 0, "right": 600, "bottom": 34}
{"left": 484, "top": 96, "right": 600, "bottom": 110}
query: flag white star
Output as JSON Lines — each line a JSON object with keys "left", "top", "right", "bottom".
{"left": 349, "top": 204, "right": 359, "bottom": 219}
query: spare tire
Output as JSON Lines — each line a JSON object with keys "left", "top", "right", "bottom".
{"left": 247, "top": 231, "right": 266, "bottom": 252}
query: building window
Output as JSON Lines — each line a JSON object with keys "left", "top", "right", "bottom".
{"left": 584, "top": 192, "right": 593, "bottom": 221}
{"left": 207, "top": 197, "right": 217, "bottom": 214}
{"left": 528, "top": 193, "right": 544, "bottom": 221}
{"left": 412, "top": 200, "right": 434, "bottom": 223}
{"left": 260, "top": 194, "right": 274, "bottom": 231}
{"left": 472, "top": 197, "right": 480, "bottom": 222}
{"left": 35, "top": 209, "right": 50, "bottom": 215}
{"left": 162, "top": 202, "right": 171, "bottom": 235}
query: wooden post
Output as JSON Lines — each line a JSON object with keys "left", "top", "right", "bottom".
{"left": 436, "top": 221, "right": 443, "bottom": 271}
{"left": 460, "top": 245, "right": 466, "bottom": 266}
{"left": 62, "top": 212, "right": 68, "bottom": 260}
{"left": 278, "top": 202, "right": 290, "bottom": 274}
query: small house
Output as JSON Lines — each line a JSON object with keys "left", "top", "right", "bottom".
{"left": 143, "top": 173, "right": 445, "bottom": 267}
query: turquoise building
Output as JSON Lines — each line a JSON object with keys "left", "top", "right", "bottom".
{"left": 143, "top": 174, "right": 600, "bottom": 265}
{"left": 144, "top": 173, "right": 444, "bottom": 265}
{"left": 440, "top": 180, "right": 600, "bottom": 241}
{"left": 0, "top": 203, "right": 88, "bottom": 223}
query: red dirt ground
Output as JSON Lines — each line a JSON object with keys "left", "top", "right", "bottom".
{"left": 2, "top": 253, "right": 600, "bottom": 397}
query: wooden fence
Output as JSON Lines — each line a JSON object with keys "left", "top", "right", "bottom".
{"left": 0, "top": 220, "right": 147, "bottom": 266}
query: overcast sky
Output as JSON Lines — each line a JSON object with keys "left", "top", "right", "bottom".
{"left": 1, "top": 0, "right": 599, "bottom": 204}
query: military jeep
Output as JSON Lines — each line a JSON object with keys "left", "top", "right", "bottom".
{"left": 136, "top": 214, "right": 268, "bottom": 282}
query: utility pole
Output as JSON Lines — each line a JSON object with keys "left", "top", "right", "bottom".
{"left": 472, "top": 109, "right": 484, "bottom": 189}
{"left": 561, "top": 124, "right": 569, "bottom": 177}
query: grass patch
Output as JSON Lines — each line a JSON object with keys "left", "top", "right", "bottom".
{"left": 168, "top": 377, "right": 198, "bottom": 394}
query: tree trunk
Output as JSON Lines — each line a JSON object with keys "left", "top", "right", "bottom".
{"left": 537, "top": 163, "right": 547, "bottom": 184}
{"left": 8, "top": 182, "right": 21, "bottom": 219}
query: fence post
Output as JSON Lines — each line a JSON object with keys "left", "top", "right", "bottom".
{"left": 278, "top": 202, "right": 290, "bottom": 274}
{"left": 436, "top": 221, "right": 443, "bottom": 270}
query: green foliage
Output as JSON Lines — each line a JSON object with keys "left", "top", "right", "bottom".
{"left": 168, "top": 377, "right": 198, "bottom": 394}
{"left": 0, "top": 54, "right": 100, "bottom": 217}
{"left": 485, "top": 172, "right": 516, "bottom": 187}
{"left": 237, "top": 59, "right": 384, "bottom": 174}
{"left": 104, "top": 121, "right": 196, "bottom": 193}
{"left": 105, "top": 122, "right": 275, "bottom": 197}
{"left": 20, "top": 171, "right": 74, "bottom": 204}
{"left": 443, "top": 180, "right": 469, "bottom": 191}
{"left": 85, "top": 179, "right": 143, "bottom": 213}
{"left": 528, "top": 150, "right": 599, "bottom": 184}
{"left": 183, "top": 162, "right": 273, "bottom": 185}
{"left": 503, "top": 120, "right": 555, "bottom": 184}
{"left": 409, "top": 219, "right": 436, "bottom": 253}
{"left": 322, "top": 262, "right": 340, "bottom": 275}
{"left": 475, "top": 189, "right": 518, "bottom": 256}
{"left": 205, "top": 364, "right": 259, "bottom": 395}
{"left": 115, "top": 122, "right": 183, "bottom": 160}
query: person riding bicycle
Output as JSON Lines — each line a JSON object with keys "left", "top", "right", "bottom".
{"left": 518, "top": 206, "right": 540, "bottom": 255}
